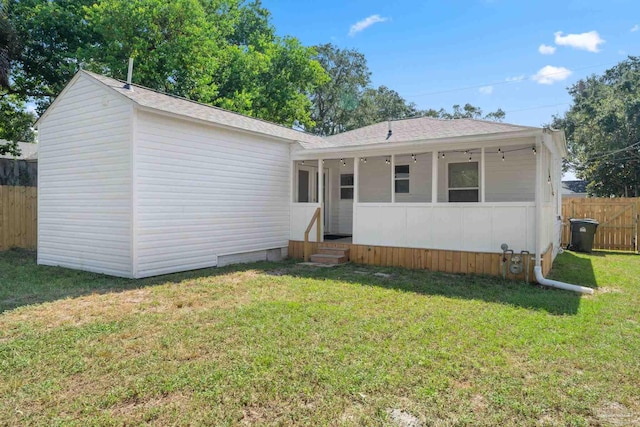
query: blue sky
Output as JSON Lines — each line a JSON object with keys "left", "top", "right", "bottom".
{"left": 265, "top": 0, "right": 639, "bottom": 129}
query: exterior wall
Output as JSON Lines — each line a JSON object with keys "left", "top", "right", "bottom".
{"left": 218, "top": 247, "right": 286, "bottom": 267}
{"left": 484, "top": 146, "right": 535, "bottom": 202}
{"left": 353, "top": 202, "right": 536, "bottom": 253}
{"left": 538, "top": 142, "right": 561, "bottom": 260}
{"left": 134, "top": 110, "right": 290, "bottom": 277}
{"left": 359, "top": 156, "right": 391, "bottom": 202}
{"left": 437, "top": 145, "right": 535, "bottom": 202}
{"left": 37, "top": 75, "right": 133, "bottom": 277}
{"left": 358, "top": 154, "right": 432, "bottom": 203}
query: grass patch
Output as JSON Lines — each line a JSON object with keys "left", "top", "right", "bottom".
{"left": 1, "top": 249, "right": 639, "bottom": 425}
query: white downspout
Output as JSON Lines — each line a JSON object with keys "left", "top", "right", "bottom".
{"left": 534, "top": 135, "right": 594, "bottom": 295}
{"left": 533, "top": 135, "right": 593, "bottom": 294}
{"left": 533, "top": 266, "right": 594, "bottom": 294}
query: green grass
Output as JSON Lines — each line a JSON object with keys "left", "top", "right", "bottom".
{"left": 0, "top": 249, "right": 638, "bottom": 426}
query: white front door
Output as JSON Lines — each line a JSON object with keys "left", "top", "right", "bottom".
{"left": 296, "top": 164, "right": 331, "bottom": 233}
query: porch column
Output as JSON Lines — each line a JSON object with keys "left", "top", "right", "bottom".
{"left": 480, "top": 147, "right": 486, "bottom": 203}
{"left": 318, "top": 158, "right": 323, "bottom": 241}
{"left": 290, "top": 160, "right": 295, "bottom": 203}
{"left": 353, "top": 157, "right": 359, "bottom": 244}
{"left": 391, "top": 154, "right": 396, "bottom": 203}
{"left": 534, "top": 136, "right": 543, "bottom": 265}
{"left": 353, "top": 157, "right": 359, "bottom": 203}
{"left": 431, "top": 151, "right": 438, "bottom": 203}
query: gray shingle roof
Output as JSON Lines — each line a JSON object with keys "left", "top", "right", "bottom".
{"left": 320, "top": 117, "right": 539, "bottom": 148}
{"left": 0, "top": 141, "right": 38, "bottom": 160}
{"left": 81, "top": 71, "right": 542, "bottom": 150}
{"left": 83, "top": 71, "right": 324, "bottom": 145}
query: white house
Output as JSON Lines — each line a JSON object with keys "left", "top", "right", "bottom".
{"left": 36, "top": 71, "right": 565, "bottom": 281}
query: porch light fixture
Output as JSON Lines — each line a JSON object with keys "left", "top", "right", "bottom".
{"left": 498, "top": 148, "right": 501, "bottom": 153}
{"left": 468, "top": 154, "right": 472, "bottom": 162}
{"left": 441, "top": 152, "right": 445, "bottom": 159}
{"left": 385, "top": 157, "right": 391, "bottom": 165}
{"left": 547, "top": 173, "right": 551, "bottom": 184}
{"left": 411, "top": 154, "right": 417, "bottom": 163}
{"left": 301, "top": 160, "right": 304, "bottom": 165}
{"left": 502, "top": 152, "right": 505, "bottom": 161}
{"left": 532, "top": 146, "right": 537, "bottom": 155}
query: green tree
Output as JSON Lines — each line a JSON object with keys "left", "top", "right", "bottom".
{"left": 423, "top": 103, "right": 505, "bottom": 121}
{"left": 309, "top": 44, "right": 370, "bottom": 135}
{"left": 84, "top": 0, "right": 325, "bottom": 127}
{"left": 553, "top": 57, "right": 640, "bottom": 197}
{"left": 2, "top": 0, "right": 326, "bottom": 137}
{"left": 1, "top": 2, "right": 33, "bottom": 154}
{"left": 347, "top": 85, "right": 420, "bottom": 130}
{"left": 0, "top": 2, "right": 20, "bottom": 89}
{"left": 83, "top": 0, "right": 220, "bottom": 100}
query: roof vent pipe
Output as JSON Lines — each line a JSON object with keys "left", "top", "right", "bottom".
{"left": 386, "top": 120, "right": 392, "bottom": 140}
{"left": 124, "top": 57, "right": 134, "bottom": 91}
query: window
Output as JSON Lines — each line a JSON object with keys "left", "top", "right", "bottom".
{"left": 340, "top": 173, "right": 354, "bottom": 200}
{"left": 448, "top": 162, "right": 479, "bottom": 202}
{"left": 395, "top": 165, "right": 410, "bottom": 193}
{"left": 298, "top": 169, "right": 310, "bottom": 202}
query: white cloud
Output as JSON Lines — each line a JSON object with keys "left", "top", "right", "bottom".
{"left": 631, "top": 24, "right": 639, "bottom": 32}
{"left": 505, "top": 75, "right": 526, "bottom": 82}
{"left": 532, "top": 65, "right": 573, "bottom": 85}
{"left": 478, "top": 85, "right": 493, "bottom": 95}
{"left": 348, "top": 14, "right": 388, "bottom": 37}
{"left": 538, "top": 44, "right": 556, "bottom": 55}
{"left": 554, "top": 31, "right": 605, "bottom": 52}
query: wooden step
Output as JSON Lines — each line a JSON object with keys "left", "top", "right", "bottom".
{"left": 316, "top": 247, "right": 350, "bottom": 257}
{"left": 309, "top": 253, "right": 348, "bottom": 264}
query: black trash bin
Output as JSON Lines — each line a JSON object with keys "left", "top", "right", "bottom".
{"left": 568, "top": 218, "right": 599, "bottom": 253}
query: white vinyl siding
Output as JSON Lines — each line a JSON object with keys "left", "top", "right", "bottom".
{"left": 134, "top": 111, "right": 290, "bottom": 277}
{"left": 437, "top": 145, "right": 535, "bottom": 202}
{"left": 358, "top": 155, "right": 432, "bottom": 203}
{"left": 484, "top": 146, "right": 536, "bottom": 202}
{"left": 37, "top": 75, "right": 133, "bottom": 277}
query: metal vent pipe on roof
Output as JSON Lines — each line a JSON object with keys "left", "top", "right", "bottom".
{"left": 124, "top": 58, "right": 134, "bottom": 91}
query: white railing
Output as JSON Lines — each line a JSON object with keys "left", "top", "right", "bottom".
{"left": 353, "top": 202, "right": 536, "bottom": 253}
{"left": 290, "top": 203, "right": 321, "bottom": 241}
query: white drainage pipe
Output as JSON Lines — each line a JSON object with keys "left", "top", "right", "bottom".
{"left": 534, "top": 266, "right": 594, "bottom": 295}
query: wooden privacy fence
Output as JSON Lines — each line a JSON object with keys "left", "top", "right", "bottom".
{"left": 562, "top": 197, "right": 639, "bottom": 252}
{"left": 0, "top": 186, "right": 37, "bottom": 250}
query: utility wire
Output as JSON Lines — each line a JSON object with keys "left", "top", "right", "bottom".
{"left": 404, "top": 61, "right": 619, "bottom": 99}
{"left": 584, "top": 141, "right": 640, "bottom": 163}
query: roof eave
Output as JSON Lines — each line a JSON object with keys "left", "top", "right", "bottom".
{"left": 134, "top": 104, "right": 303, "bottom": 145}
{"left": 293, "top": 129, "right": 543, "bottom": 158}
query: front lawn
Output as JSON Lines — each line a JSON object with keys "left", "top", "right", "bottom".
{"left": 0, "top": 249, "right": 638, "bottom": 426}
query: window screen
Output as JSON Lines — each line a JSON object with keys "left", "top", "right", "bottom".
{"left": 395, "top": 165, "right": 410, "bottom": 194}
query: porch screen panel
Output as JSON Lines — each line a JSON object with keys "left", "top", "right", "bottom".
{"left": 448, "top": 162, "right": 479, "bottom": 202}
{"left": 298, "top": 170, "right": 310, "bottom": 202}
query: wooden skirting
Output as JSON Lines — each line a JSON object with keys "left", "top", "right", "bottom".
{"left": 541, "top": 244, "right": 554, "bottom": 277}
{"left": 289, "top": 240, "right": 554, "bottom": 282}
